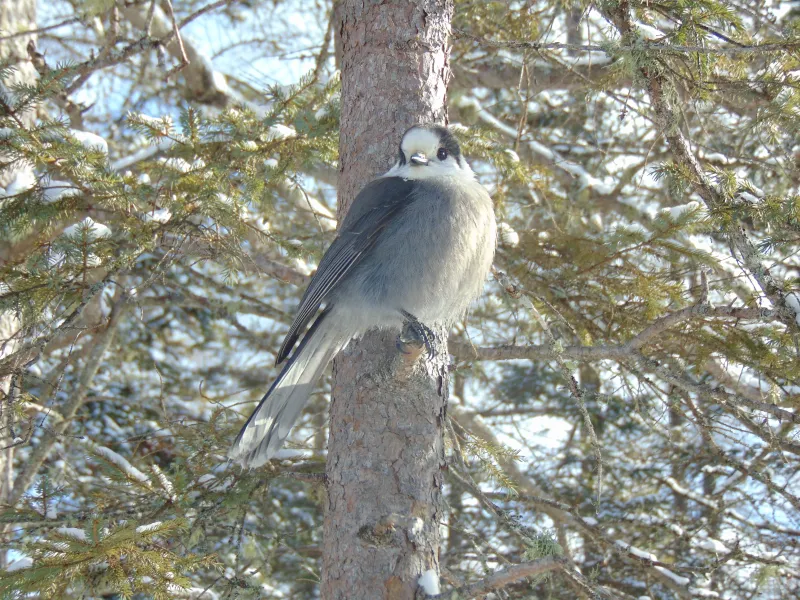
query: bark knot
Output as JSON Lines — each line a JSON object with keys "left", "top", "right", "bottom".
{"left": 358, "top": 515, "right": 400, "bottom": 547}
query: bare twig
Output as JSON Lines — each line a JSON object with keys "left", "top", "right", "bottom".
{"left": 10, "top": 293, "right": 130, "bottom": 504}
{"left": 448, "top": 468, "right": 690, "bottom": 598}
{"left": 450, "top": 304, "right": 780, "bottom": 362}
{"left": 0, "top": 17, "right": 81, "bottom": 42}
{"left": 64, "top": 0, "right": 238, "bottom": 96}
{"left": 421, "top": 557, "right": 567, "bottom": 600}
{"left": 145, "top": 0, "right": 158, "bottom": 35}
{"left": 278, "top": 471, "right": 325, "bottom": 483}
{"left": 454, "top": 29, "right": 800, "bottom": 56}
{"left": 177, "top": 0, "right": 235, "bottom": 30}
{"left": 0, "top": 281, "right": 108, "bottom": 379}
{"left": 312, "top": 6, "right": 336, "bottom": 82}
{"left": 494, "top": 268, "right": 604, "bottom": 502}
{"left": 682, "top": 394, "right": 800, "bottom": 511}
{"left": 163, "top": 0, "right": 190, "bottom": 79}
{"left": 630, "top": 353, "right": 800, "bottom": 425}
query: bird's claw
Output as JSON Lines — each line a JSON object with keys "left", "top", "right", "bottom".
{"left": 396, "top": 330, "right": 416, "bottom": 354}
{"left": 398, "top": 310, "right": 436, "bottom": 359}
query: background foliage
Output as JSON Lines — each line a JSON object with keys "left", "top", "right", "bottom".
{"left": 1, "top": 0, "right": 799, "bottom": 598}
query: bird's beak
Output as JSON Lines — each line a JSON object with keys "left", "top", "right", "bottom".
{"left": 410, "top": 153, "right": 429, "bottom": 166}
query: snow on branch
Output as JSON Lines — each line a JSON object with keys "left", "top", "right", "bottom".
{"left": 55, "top": 527, "right": 88, "bottom": 541}
{"left": 88, "top": 442, "right": 152, "bottom": 487}
{"left": 599, "top": 2, "right": 800, "bottom": 329}
{"left": 419, "top": 558, "right": 566, "bottom": 599}
{"left": 457, "top": 96, "right": 615, "bottom": 195}
{"left": 68, "top": 129, "right": 109, "bottom": 154}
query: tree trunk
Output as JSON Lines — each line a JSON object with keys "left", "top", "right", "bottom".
{"left": 0, "top": 0, "right": 37, "bottom": 569}
{"left": 321, "top": 1, "right": 453, "bottom": 598}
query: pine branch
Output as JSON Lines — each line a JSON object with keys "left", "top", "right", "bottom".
{"left": 450, "top": 304, "right": 781, "bottom": 362}
{"left": 682, "top": 393, "right": 800, "bottom": 511}
{"left": 447, "top": 468, "right": 697, "bottom": 599}
{"left": 10, "top": 294, "right": 130, "bottom": 504}
{"left": 420, "top": 557, "right": 567, "bottom": 600}
{"left": 454, "top": 29, "right": 800, "bottom": 55}
{"left": 599, "top": 1, "right": 800, "bottom": 329}
{"left": 0, "top": 281, "right": 108, "bottom": 380}
{"left": 65, "top": 1, "right": 239, "bottom": 97}
{"left": 0, "top": 16, "right": 81, "bottom": 42}
{"left": 629, "top": 353, "right": 799, "bottom": 425}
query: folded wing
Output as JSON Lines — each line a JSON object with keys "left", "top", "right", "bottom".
{"left": 275, "top": 176, "right": 416, "bottom": 364}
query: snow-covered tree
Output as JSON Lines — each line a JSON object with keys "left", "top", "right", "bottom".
{"left": 1, "top": 0, "right": 798, "bottom": 598}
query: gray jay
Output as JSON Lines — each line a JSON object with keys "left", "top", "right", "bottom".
{"left": 229, "top": 124, "right": 496, "bottom": 467}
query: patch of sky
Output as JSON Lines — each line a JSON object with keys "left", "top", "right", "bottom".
{"left": 183, "top": 0, "right": 327, "bottom": 92}
{"left": 38, "top": 0, "right": 329, "bottom": 153}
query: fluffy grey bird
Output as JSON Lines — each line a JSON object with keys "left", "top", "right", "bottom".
{"left": 229, "top": 124, "right": 496, "bottom": 467}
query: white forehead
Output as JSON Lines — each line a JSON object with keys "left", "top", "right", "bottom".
{"left": 401, "top": 128, "right": 442, "bottom": 153}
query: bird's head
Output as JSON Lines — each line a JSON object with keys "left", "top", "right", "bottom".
{"left": 387, "top": 124, "right": 474, "bottom": 181}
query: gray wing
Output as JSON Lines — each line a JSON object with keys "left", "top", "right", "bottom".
{"left": 275, "top": 176, "right": 416, "bottom": 364}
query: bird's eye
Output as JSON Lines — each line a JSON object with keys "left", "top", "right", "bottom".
{"left": 437, "top": 148, "right": 448, "bottom": 161}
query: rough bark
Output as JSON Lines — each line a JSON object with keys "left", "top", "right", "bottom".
{"left": 321, "top": 1, "right": 453, "bottom": 598}
{"left": 0, "top": 0, "right": 37, "bottom": 566}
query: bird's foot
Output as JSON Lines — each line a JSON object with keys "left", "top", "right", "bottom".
{"left": 397, "top": 310, "right": 436, "bottom": 359}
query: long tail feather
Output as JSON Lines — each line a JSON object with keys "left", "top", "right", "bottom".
{"left": 229, "top": 309, "right": 345, "bottom": 468}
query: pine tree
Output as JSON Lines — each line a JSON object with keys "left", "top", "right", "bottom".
{"left": 320, "top": 2, "right": 453, "bottom": 598}
{"left": 1, "top": 1, "right": 799, "bottom": 598}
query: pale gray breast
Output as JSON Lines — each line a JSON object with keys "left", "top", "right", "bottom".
{"left": 338, "top": 176, "right": 495, "bottom": 325}
{"left": 444, "top": 179, "right": 496, "bottom": 317}
{"left": 381, "top": 177, "right": 494, "bottom": 322}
